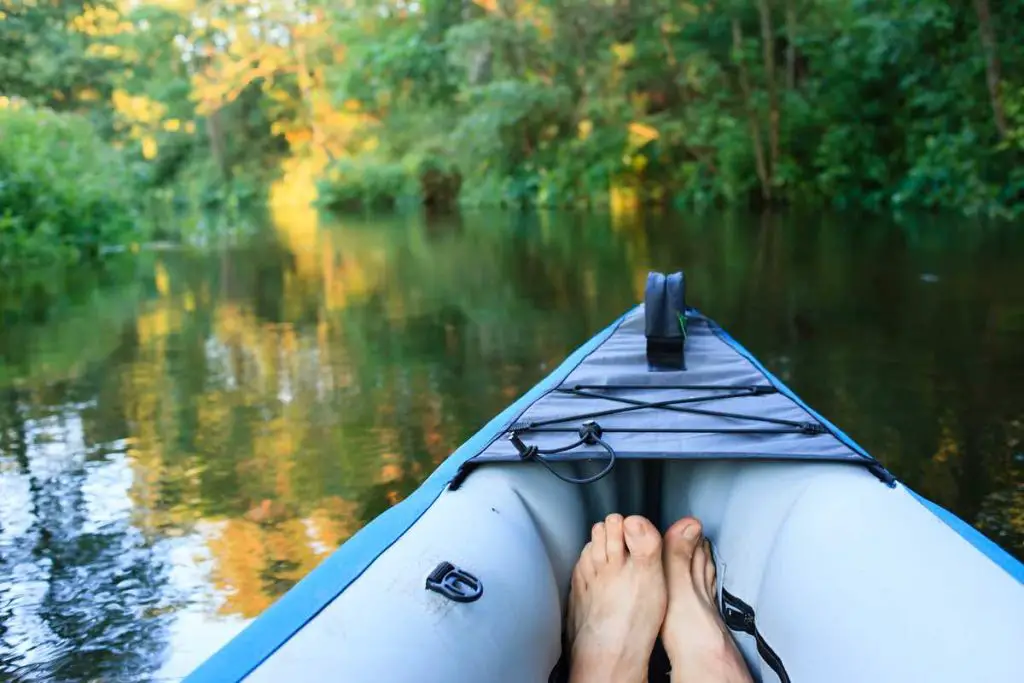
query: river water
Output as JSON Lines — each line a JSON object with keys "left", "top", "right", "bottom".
{"left": 0, "top": 211, "right": 1022, "bottom": 681}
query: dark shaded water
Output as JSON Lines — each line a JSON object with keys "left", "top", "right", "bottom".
{"left": 1, "top": 211, "right": 1022, "bottom": 681}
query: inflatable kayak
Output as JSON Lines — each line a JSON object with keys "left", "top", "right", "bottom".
{"left": 188, "top": 272, "right": 1024, "bottom": 683}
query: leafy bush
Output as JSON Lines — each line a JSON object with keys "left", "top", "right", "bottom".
{"left": 316, "top": 157, "right": 419, "bottom": 211}
{"left": 0, "top": 101, "right": 141, "bottom": 264}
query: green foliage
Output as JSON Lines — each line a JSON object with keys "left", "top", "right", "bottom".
{"left": 0, "top": 103, "right": 141, "bottom": 264}
{"left": 2, "top": 0, "right": 1023, "bottom": 229}
{"left": 0, "top": 0, "right": 121, "bottom": 113}
{"left": 317, "top": 157, "right": 419, "bottom": 212}
{"left": 317, "top": 0, "right": 1024, "bottom": 216}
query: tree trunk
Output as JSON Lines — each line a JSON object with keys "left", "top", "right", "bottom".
{"left": 785, "top": 0, "right": 797, "bottom": 90}
{"left": 757, "top": 0, "right": 780, "bottom": 181}
{"left": 206, "top": 108, "right": 231, "bottom": 183}
{"left": 972, "top": 0, "right": 1008, "bottom": 139}
{"left": 732, "top": 19, "right": 771, "bottom": 203}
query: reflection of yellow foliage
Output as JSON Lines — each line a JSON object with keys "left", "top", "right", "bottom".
{"left": 155, "top": 261, "right": 170, "bottom": 296}
{"left": 208, "top": 509, "right": 355, "bottom": 618}
{"left": 308, "top": 497, "right": 360, "bottom": 548}
{"left": 922, "top": 415, "right": 961, "bottom": 503}
{"left": 136, "top": 302, "right": 179, "bottom": 345}
{"left": 378, "top": 463, "right": 401, "bottom": 483}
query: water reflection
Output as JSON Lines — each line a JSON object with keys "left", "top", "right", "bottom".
{"left": 1, "top": 210, "right": 1023, "bottom": 680}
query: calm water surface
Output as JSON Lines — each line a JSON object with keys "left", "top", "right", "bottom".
{"left": 1, "top": 211, "right": 1022, "bottom": 681}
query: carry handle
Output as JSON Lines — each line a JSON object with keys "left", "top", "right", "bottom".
{"left": 645, "top": 271, "right": 687, "bottom": 370}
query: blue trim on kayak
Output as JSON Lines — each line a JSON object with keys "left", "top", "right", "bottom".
{"left": 185, "top": 309, "right": 632, "bottom": 683}
{"left": 908, "top": 489, "right": 1024, "bottom": 583}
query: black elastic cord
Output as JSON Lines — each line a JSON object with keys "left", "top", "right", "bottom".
{"left": 530, "top": 437, "right": 616, "bottom": 485}
{"left": 524, "top": 425, "right": 817, "bottom": 435}
{"left": 500, "top": 382, "right": 831, "bottom": 488}
{"left": 568, "top": 383, "right": 771, "bottom": 392}
{"left": 561, "top": 387, "right": 811, "bottom": 430}
{"left": 523, "top": 388, "right": 768, "bottom": 430}
{"left": 508, "top": 424, "right": 617, "bottom": 485}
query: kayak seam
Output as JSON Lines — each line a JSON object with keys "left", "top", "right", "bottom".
{"left": 183, "top": 307, "right": 633, "bottom": 683}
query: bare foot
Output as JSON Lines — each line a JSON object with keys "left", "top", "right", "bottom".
{"left": 662, "top": 518, "right": 753, "bottom": 683}
{"left": 567, "top": 514, "right": 666, "bottom": 683}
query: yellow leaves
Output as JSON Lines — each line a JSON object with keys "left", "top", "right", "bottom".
{"left": 147, "top": 0, "right": 198, "bottom": 11}
{"left": 112, "top": 90, "right": 167, "bottom": 126}
{"left": 69, "top": 4, "right": 131, "bottom": 37}
{"left": 473, "top": 0, "right": 499, "bottom": 12}
{"left": 86, "top": 43, "right": 122, "bottom": 59}
{"left": 578, "top": 119, "right": 593, "bottom": 141}
{"left": 612, "top": 42, "right": 636, "bottom": 66}
{"left": 162, "top": 118, "right": 181, "bottom": 132}
{"left": 628, "top": 121, "right": 659, "bottom": 149}
{"left": 141, "top": 135, "right": 158, "bottom": 160}
{"left": 184, "top": 121, "right": 196, "bottom": 134}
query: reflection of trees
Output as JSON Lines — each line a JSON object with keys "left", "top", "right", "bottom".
{"left": 0, "top": 393, "right": 169, "bottom": 682}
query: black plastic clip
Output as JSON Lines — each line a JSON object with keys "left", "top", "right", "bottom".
{"left": 425, "top": 561, "right": 483, "bottom": 603}
{"left": 509, "top": 432, "right": 539, "bottom": 460}
{"left": 578, "top": 420, "right": 603, "bottom": 445}
{"left": 721, "top": 588, "right": 756, "bottom": 635}
{"left": 799, "top": 422, "right": 828, "bottom": 435}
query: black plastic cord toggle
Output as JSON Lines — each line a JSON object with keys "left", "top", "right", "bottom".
{"left": 578, "top": 420, "right": 603, "bottom": 444}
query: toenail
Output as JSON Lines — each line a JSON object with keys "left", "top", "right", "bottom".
{"left": 625, "top": 517, "right": 642, "bottom": 534}
{"left": 683, "top": 523, "right": 700, "bottom": 541}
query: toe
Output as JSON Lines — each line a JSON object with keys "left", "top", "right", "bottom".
{"left": 590, "top": 522, "right": 608, "bottom": 566}
{"left": 702, "top": 539, "right": 717, "bottom": 599}
{"left": 623, "top": 515, "right": 661, "bottom": 562}
{"left": 691, "top": 537, "right": 716, "bottom": 604}
{"left": 604, "top": 514, "right": 626, "bottom": 564}
{"left": 572, "top": 561, "right": 588, "bottom": 594}
{"left": 578, "top": 541, "right": 598, "bottom": 581}
{"left": 665, "top": 516, "right": 702, "bottom": 564}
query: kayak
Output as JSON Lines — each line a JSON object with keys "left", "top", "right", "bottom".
{"left": 188, "top": 272, "right": 1024, "bottom": 683}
